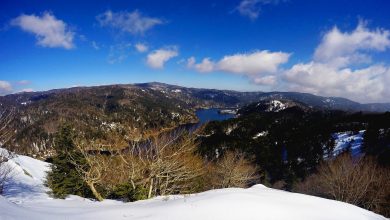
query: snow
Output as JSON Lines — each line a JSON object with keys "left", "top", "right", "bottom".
{"left": 253, "top": 131, "right": 269, "bottom": 139}
{"left": 219, "top": 109, "right": 237, "bottom": 114}
{"left": 0, "top": 149, "right": 386, "bottom": 220}
{"left": 2, "top": 152, "right": 51, "bottom": 203}
{"left": 332, "top": 130, "right": 365, "bottom": 157}
{"left": 258, "top": 100, "right": 287, "bottom": 112}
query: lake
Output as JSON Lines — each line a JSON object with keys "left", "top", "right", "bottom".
{"left": 195, "top": 108, "right": 235, "bottom": 124}
{"left": 175, "top": 108, "right": 235, "bottom": 133}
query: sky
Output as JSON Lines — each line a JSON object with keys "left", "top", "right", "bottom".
{"left": 1, "top": 0, "right": 390, "bottom": 103}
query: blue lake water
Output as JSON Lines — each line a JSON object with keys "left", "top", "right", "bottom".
{"left": 195, "top": 108, "right": 235, "bottom": 124}
{"left": 175, "top": 108, "right": 235, "bottom": 133}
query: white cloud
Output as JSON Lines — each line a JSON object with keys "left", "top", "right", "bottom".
{"left": 97, "top": 10, "right": 163, "bottom": 35}
{"left": 314, "top": 20, "right": 390, "bottom": 67}
{"left": 236, "top": 0, "right": 282, "bottom": 20}
{"left": 0, "top": 81, "right": 12, "bottom": 95}
{"left": 283, "top": 21, "right": 390, "bottom": 103}
{"left": 187, "top": 57, "right": 215, "bottom": 73}
{"left": 217, "top": 51, "right": 290, "bottom": 75}
{"left": 146, "top": 47, "right": 178, "bottom": 69}
{"left": 253, "top": 75, "right": 277, "bottom": 85}
{"left": 187, "top": 50, "right": 290, "bottom": 77}
{"left": 135, "top": 43, "right": 148, "bottom": 53}
{"left": 186, "top": 21, "right": 390, "bottom": 103}
{"left": 11, "top": 12, "right": 75, "bottom": 49}
{"left": 285, "top": 62, "right": 390, "bottom": 103}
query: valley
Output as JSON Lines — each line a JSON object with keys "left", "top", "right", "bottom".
{"left": 1, "top": 82, "right": 389, "bottom": 157}
{"left": 0, "top": 83, "right": 389, "bottom": 219}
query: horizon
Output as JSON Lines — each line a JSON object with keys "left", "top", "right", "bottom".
{"left": 1, "top": 0, "right": 390, "bottom": 103}
{"left": 2, "top": 81, "right": 390, "bottom": 105}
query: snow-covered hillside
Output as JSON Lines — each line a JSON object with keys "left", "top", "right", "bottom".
{"left": 332, "top": 130, "right": 365, "bottom": 157}
{"left": 0, "top": 150, "right": 386, "bottom": 220}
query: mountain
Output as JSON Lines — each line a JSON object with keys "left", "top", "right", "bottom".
{"left": 237, "top": 99, "right": 312, "bottom": 115}
{"left": 135, "top": 82, "right": 390, "bottom": 112}
{"left": 0, "top": 82, "right": 389, "bottom": 156}
{"left": 0, "top": 84, "right": 201, "bottom": 155}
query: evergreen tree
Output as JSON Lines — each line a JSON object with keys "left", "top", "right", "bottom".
{"left": 46, "top": 123, "right": 93, "bottom": 198}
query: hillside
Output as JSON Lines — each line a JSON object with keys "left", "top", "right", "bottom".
{"left": 1, "top": 82, "right": 389, "bottom": 156}
{"left": 0, "top": 149, "right": 386, "bottom": 220}
{"left": 199, "top": 99, "right": 390, "bottom": 186}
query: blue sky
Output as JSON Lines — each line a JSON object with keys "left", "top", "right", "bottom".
{"left": 1, "top": 0, "right": 390, "bottom": 103}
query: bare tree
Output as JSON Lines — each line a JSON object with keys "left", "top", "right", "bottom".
{"left": 0, "top": 108, "right": 16, "bottom": 146}
{"left": 210, "top": 151, "right": 260, "bottom": 188}
{"left": 70, "top": 128, "right": 205, "bottom": 201}
{"left": 120, "top": 129, "right": 205, "bottom": 198}
{"left": 0, "top": 108, "right": 16, "bottom": 194}
{"left": 295, "top": 154, "right": 390, "bottom": 216}
{"left": 71, "top": 136, "right": 125, "bottom": 201}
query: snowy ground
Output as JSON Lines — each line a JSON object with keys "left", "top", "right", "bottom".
{"left": 332, "top": 130, "right": 365, "bottom": 157}
{"left": 0, "top": 149, "right": 387, "bottom": 220}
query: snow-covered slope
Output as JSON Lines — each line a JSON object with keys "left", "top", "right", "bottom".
{"left": 332, "top": 130, "right": 365, "bottom": 157}
{"left": 0, "top": 150, "right": 386, "bottom": 220}
{"left": 265, "top": 100, "right": 287, "bottom": 112}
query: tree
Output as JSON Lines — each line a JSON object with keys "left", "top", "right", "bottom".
{"left": 46, "top": 124, "right": 93, "bottom": 199}
{"left": 67, "top": 128, "right": 205, "bottom": 201}
{"left": 210, "top": 151, "right": 260, "bottom": 188}
{"left": 0, "top": 108, "right": 16, "bottom": 144}
{"left": 295, "top": 154, "right": 390, "bottom": 217}
{"left": 0, "top": 109, "right": 16, "bottom": 194}
{"left": 118, "top": 129, "right": 205, "bottom": 198}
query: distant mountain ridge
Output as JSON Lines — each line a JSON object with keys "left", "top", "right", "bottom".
{"left": 0, "top": 82, "right": 389, "bottom": 156}
{"left": 136, "top": 82, "right": 390, "bottom": 112}
{"left": 2, "top": 82, "right": 390, "bottom": 112}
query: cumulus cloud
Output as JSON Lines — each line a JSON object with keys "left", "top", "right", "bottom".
{"left": 236, "top": 0, "right": 282, "bottom": 20}
{"left": 314, "top": 20, "right": 390, "bottom": 67}
{"left": 97, "top": 10, "right": 164, "bottom": 35}
{"left": 285, "top": 62, "right": 390, "bottom": 102}
{"left": 11, "top": 12, "right": 75, "bottom": 49}
{"left": 187, "top": 57, "right": 215, "bottom": 73}
{"left": 187, "top": 50, "right": 290, "bottom": 77}
{"left": 217, "top": 51, "right": 290, "bottom": 75}
{"left": 135, "top": 43, "right": 148, "bottom": 53}
{"left": 284, "top": 21, "right": 390, "bottom": 103}
{"left": 186, "top": 21, "right": 390, "bottom": 103}
{"left": 146, "top": 47, "right": 178, "bottom": 69}
{"left": 0, "top": 81, "right": 12, "bottom": 95}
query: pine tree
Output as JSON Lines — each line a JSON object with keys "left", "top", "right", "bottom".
{"left": 46, "top": 123, "right": 93, "bottom": 198}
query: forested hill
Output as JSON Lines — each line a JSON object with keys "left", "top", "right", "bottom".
{"left": 0, "top": 82, "right": 389, "bottom": 156}
{"left": 198, "top": 99, "right": 390, "bottom": 188}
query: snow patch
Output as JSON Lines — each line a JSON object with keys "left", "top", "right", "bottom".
{"left": 332, "top": 130, "right": 365, "bottom": 157}
{"left": 257, "top": 100, "right": 287, "bottom": 112}
{"left": 253, "top": 131, "right": 269, "bottom": 139}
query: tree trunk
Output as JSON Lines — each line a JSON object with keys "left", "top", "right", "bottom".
{"left": 148, "top": 178, "right": 154, "bottom": 199}
{"left": 87, "top": 181, "right": 103, "bottom": 201}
